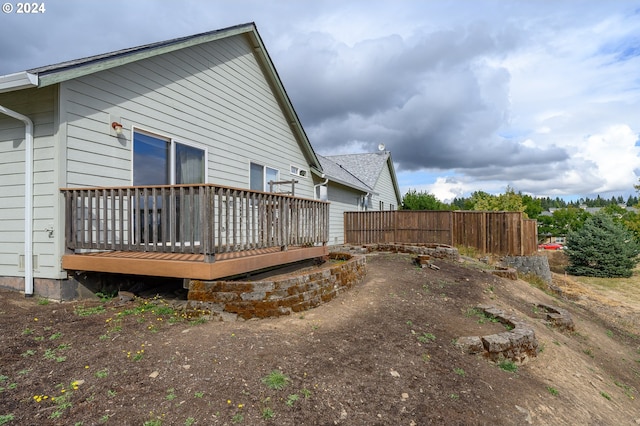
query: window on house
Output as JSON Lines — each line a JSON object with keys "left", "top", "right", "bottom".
{"left": 290, "top": 165, "right": 308, "bottom": 178}
{"left": 132, "top": 129, "right": 207, "bottom": 242}
{"left": 379, "top": 201, "right": 384, "bottom": 211}
{"left": 390, "top": 204, "right": 395, "bottom": 211}
{"left": 133, "top": 129, "right": 206, "bottom": 185}
{"left": 250, "top": 162, "right": 279, "bottom": 192}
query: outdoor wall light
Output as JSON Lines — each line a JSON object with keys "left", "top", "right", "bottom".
{"left": 111, "top": 121, "right": 123, "bottom": 135}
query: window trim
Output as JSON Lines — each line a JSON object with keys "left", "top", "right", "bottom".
{"left": 132, "top": 126, "right": 208, "bottom": 185}
{"left": 249, "top": 161, "right": 280, "bottom": 192}
{"left": 290, "top": 164, "right": 308, "bottom": 178}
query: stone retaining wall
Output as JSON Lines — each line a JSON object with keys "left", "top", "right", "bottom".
{"left": 456, "top": 305, "right": 539, "bottom": 363}
{"left": 331, "top": 243, "right": 459, "bottom": 261}
{"left": 186, "top": 252, "right": 366, "bottom": 321}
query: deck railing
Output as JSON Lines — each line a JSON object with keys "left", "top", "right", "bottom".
{"left": 61, "top": 184, "right": 329, "bottom": 262}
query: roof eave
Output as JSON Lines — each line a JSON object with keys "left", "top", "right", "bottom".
{"left": 324, "top": 174, "right": 372, "bottom": 194}
{"left": 35, "top": 24, "right": 255, "bottom": 88}
{"left": 386, "top": 154, "right": 403, "bottom": 203}
{"left": 245, "top": 28, "right": 322, "bottom": 172}
{"left": 0, "top": 71, "right": 38, "bottom": 94}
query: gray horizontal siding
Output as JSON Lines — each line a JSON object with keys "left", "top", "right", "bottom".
{"left": 326, "top": 183, "right": 365, "bottom": 245}
{"left": 62, "top": 33, "right": 314, "bottom": 199}
{"left": 0, "top": 85, "right": 58, "bottom": 278}
{"left": 371, "top": 163, "right": 399, "bottom": 210}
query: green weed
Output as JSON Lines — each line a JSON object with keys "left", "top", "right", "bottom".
{"left": 74, "top": 305, "right": 105, "bottom": 316}
{"left": 600, "top": 391, "right": 611, "bottom": 400}
{"left": 262, "top": 370, "right": 289, "bottom": 390}
{"left": 0, "top": 414, "right": 15, "bottom": 425}
{"left": 498, "top": 359, "right": 518, "bottom": 373}
{"left": 165, "top": 388, "right": 177, "bottom": 401}
{"left": 49, "top": 332, "right": 63, "bottom": 340}
{"left": 286, "top": 393, "right": 300, "bottom": 407}
{"left": 547, "top": 386, "right": 559, "bottom": 396}
{"left": 261, "top": 407, "right": 275, "bottom": 420}
{"left": 453, "top": 368, "right": 466, "bottom": 377}
{"left": 417, "top": 332, "right": 436, "bottom": 343}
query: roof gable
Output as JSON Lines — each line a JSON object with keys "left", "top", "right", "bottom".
{"left": 320, "top": 152, "right": 402, "bottom": 202}
{"left": 0, "top": 22, "right": 321, "bottom": 171}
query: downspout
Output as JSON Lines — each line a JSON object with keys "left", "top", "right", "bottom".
{"left": 0, "top": 105, "right": 34, "bottom": 296}
{"left": 313, "top": 174, "right": 328, "bottom": 200}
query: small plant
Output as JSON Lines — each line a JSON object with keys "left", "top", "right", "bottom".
{"left": 21, "top": 349, "right": 36, "bottom": 358}
{"left": 231, "top": 413, "right": 244, "bottom": 423}
{"left": 583, "top": 348, "right": 595, "bottom": 358}
{"left": 165, "top": 388, "right": 177, "bottom": 401}
{"left": 37, "top": 298, "right": 50, "bottom": 305}
{"left": 286, "top": 393, "right": 300, "bottom": 407}
{"left": 262, "top": 370, "right": 289, "bottom": 390}
{"left": 21, "top": 327, "right": 34, "bottom": 335}
{"left": 189, "top": 317, "right": 207, "bottom": 326}
{"left": 301, "top": 388, "right": 312, "bottom": 398}
{"left": 143, "top": 420, "right": 162, "bottom": 426}
{"left": 0, "top": 414, "right": 15, "bottom": 425}
{"left": 107, "top": 389, "right": 117, "bottom": 397}
{"left": 49, "top": 393, "right": 73, "bottom": 419}
{"left": 600, "top": 391, "right": 611, "bottom": 400}
{"left": 450, "top": 393, "right": 459, "bottom": 400}
{"left": 498, "top": 359, "right": 518, "bottom": 373}
{"left": 49, "top": 332, "right": 63, "bottom": 340}
{"left": 74, "top": 305, "right": 106, "bottom": 316}
{"left": 184, "top": 418, "right": 195, "bottom": 426}
{"left": 95, "top": 369, "right": 109, "bottom": 379}
{"left": 95, "top": 292, "right": 116, "bottom": 302}
{"left": 417, "top": 332, "right": 436, "bottom": 343}
{"left": 605, "top": 329, "right": 614, "bottom": 338}
{"left": 194, "top": 391, "right": 204, "bottom": 398}
{"left": 547, "top": 386, "right": 559, "bottom": 396}
{"left": 453, "top": 368, "right": 466, "bottom": 377}
{"left": 261, "top": 407, "right": 275, "bottom": 420}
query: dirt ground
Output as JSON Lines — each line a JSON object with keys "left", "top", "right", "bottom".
{"left": 1, "top": 252, "right": 639, "bottom": 425}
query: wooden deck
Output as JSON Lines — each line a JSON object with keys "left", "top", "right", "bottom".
{"left": 62, "top": 245, "right": 329, "bottom": 280}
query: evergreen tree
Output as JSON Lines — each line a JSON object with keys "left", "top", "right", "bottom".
{"left": 565, "top": 213, "right": 640, "bottom": 278}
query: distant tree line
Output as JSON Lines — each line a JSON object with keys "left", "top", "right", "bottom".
{"left": 400, "top": 185, "right": 640, "bottom": 278}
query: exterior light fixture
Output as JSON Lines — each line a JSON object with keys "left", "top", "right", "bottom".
{"left": 111, "top": 121, "right": 123, "bottom": 135}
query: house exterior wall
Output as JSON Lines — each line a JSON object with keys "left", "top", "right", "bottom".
{"left": 326, "top": 183, "right": 366, "bottom": 245}
{"left": 60, "top": 33, "right": 316, "bottom": 198}
{"left": 0, "top": 85, "right": 61, "bottom": 280}
{"left": 370, "top": 160, "right": 400, "bottom": 211}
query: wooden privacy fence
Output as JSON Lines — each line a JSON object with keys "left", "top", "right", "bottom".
{"left": 62, "top": 184, "right": 329, "bottom": 262}
{"left": 344, "top": 210, "right": 538, "bottom": 256}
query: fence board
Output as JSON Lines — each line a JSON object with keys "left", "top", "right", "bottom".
{"left": 344, "top": 210, "right": 537, "bottom": 256}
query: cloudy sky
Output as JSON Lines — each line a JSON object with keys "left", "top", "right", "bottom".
{"left": 2, "top": 0, "right": 640, "bottom": 202}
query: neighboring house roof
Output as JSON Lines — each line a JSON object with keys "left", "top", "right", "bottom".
{"left": 0, "top": 22, "right": 321, "bottom": 171}
{"left": 317, "top": 155, "right": 372, "bottom": 193}
{"left": 322, "top": 152, "right": 402, "bottom": 202}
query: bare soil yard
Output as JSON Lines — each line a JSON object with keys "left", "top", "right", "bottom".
{"left": 1, "top": 252, "right": 639, "bottom": 425}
